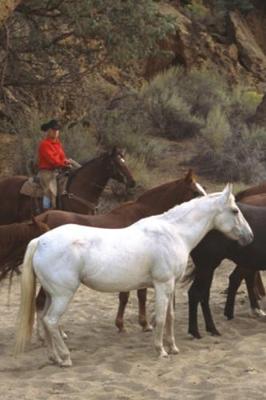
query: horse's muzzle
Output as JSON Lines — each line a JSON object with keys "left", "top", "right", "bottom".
{"left": 238, "top": 231, "right": 254, "bottom": 246}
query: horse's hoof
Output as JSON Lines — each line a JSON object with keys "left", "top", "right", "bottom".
{"left": 158, "top": 349, "right": 169, "bottom": 358}
{"left": 225, "top": 314, "right": 233, "bottom": 320}
{"left": 142, "top": 324, "right": 153, "bottom": 332}
{"left": 60, "top": 330, "right": 68, "bottom": 340}
{"left": 115, "top": 320, "right": 125, "bottom": 333}
{"left": 210, "top": 330, "right": 221, "bottom": 337}
{"left": 188, "top": 331, "right": 202, "bottom": 339}
{"left": 206, "top": 326, "right": 221, "bottom": 336}
{"left": 169, "top": 345, "right": 179, "bottom": 355}
{"left": 48, "top": 354, "right": 62, "bottom": 365}
{"left": 250, "top": 308, "right": 266, "bottom": 319}
{"left": 60, "top": 358, "right": 72, "bottom": 367}
{"left": 118, "top": 327, "right": 127, "bottom": 334}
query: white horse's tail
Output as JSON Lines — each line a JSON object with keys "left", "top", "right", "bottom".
{"left": 15, "top": 238, "right": 39, "bottom": 355}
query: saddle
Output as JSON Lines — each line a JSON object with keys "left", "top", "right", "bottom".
{"left": 20, "top": 173, "right": 68, "bottom": 198}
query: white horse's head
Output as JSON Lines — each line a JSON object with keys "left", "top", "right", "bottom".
{"left": 213, "top": 184, "right": 253, "bottom": 246}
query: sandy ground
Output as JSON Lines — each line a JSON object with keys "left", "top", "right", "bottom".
{"left": 1, "top": 262, "right": 266, "bottom": 400}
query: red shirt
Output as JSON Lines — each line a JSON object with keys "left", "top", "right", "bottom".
{"left": 38, "top": 138, "right": 67, "bottom": 169}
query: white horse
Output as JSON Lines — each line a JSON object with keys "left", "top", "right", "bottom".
{"left": 15, "top": 184, "right": 253, "bottom": 367}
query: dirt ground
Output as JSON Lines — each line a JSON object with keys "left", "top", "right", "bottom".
{"left": 1, "top": 265, "right": 266, "bottom": 400}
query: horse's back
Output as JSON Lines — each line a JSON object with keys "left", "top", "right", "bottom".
{"left": 238, "top": 193, "right": 266, "bottom": 207}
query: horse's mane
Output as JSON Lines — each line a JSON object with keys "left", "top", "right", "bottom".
{"left": 66, "top": 152, "right": 108, "bottom": 187}
{"left": 161, "top": 192, "right": 221, "bottom": 222}
{"left": 136, "top": 179, "right": 181, "bottom": 203}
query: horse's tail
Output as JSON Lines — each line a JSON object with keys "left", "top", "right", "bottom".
{"left": 15, "top": 238, "right": 39, "bottom": 355}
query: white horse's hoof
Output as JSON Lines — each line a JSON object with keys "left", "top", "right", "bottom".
{"left": 158, "top": 348, "right": 168, "bottom": 358}
{"left": 143, "top": 323, "right": 153, "bottom": 332}
{"left": 60, "top": 330, "right": 68, "bottom": 340}
{"left": 60, "top": 358, "right": 72, "bottom": 367}
{"left": 169, "top": 345, "right": 179, "bottom": 355}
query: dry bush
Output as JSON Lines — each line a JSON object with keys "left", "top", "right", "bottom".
{"left": 194, "top": 125, "right": 266, "bottom": 183}
{"left": 141, "top": 68, "right": 205, "bottom": 139}
{"left": 201, "top": 105, "right": 231, "bottom": 151}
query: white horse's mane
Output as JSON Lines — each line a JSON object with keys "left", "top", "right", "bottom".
{"left": 157, "top": 191, "right": 225, "bottom": 223}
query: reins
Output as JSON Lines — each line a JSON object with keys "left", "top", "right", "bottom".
{"left": 63, "top": 192, "right": 97, "bottom": 214}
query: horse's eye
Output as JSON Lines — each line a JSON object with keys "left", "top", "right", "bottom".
{"left": 232, "top": 208, "right": 239, "bottom": 215}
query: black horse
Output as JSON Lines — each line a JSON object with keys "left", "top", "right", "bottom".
{"left": 188, "top": 203, "right": 266, "bottom": 339}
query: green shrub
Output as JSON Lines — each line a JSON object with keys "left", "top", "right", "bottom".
{"left": 195, "top": 124, "right": 266, "bottom": 183}
{"left": 184, "top": 0, "right": 210, "bottom": 20}
{"left": 201, "top": 105, "right": 231, "bottom": 151}
{"left": 228, "top": 86, "right": 263, "bottom": 126}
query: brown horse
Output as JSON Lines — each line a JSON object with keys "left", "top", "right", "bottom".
{"left": 0, "top": 147, "right": 135, "bottom": 224}
{"left": 26, "top": 170, "right": 206, "bottom": 333}
{"left": 0, "top": 218, "right": 49, "bottom": 281}
{"left": 235, "top": 183, "right": 266, "bottom": 202}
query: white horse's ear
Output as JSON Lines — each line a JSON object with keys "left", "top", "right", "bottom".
{"left": 221, "top": 183, "right": 233, "bottom": 204}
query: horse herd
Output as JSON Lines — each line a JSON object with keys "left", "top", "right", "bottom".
{"left": 1, "top": 148, "right": 266, "bottom": 367}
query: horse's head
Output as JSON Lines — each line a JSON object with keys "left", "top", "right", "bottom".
{"left": 180, "top": 169, "right": 207, "bottom": 202}
{"left": 213, "top": 184, "right": 253, "bottom": 246}
{"left": 107, "top": 147, "right": 136, "bottom": 189}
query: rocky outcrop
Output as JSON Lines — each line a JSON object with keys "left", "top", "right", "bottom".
{"left": 229, "top": 11, "right": 266, "bottom": 84}
{"left": 145, "top": 4, "right": 266, "bottom": 90}
{"left": 0, "top": 0, "right": 22, "bottom": 27}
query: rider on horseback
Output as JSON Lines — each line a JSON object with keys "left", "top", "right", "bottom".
{"left": 38, "top": 119, "right": 71, "bottom": 210}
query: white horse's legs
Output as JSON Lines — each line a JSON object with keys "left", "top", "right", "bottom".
{"left": 154, "top": 281, "right": 175, "bottom": 358}
{"left": 43, "top": 295, "right": 73, "bottom": 367}
{"left": 165, "top": 292, "right": 179, "bottom": 354}
{"left": 36, "top": 290, "right": 51, "bottom": 342}
{"left": 37, "top": 297, "right": 68, "bottom": 343}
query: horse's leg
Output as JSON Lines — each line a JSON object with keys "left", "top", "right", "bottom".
{"left": 154, "top": 280, "right": 174, "bottom": 358}
{"left": 244, "top": 269, "right": 266, "bottom": 318}
{"left": 165, "top": 290, "right": 179, "bottom": 355}
{"left": 224, "top": 265, "right": 244, "bottom": 320}
{"left": 43, "top": 294, "right": 73, "bottom": 367}
{"left": 115, "top": 292, "right": 130, "bottom": 332}
{"left": 36, "top": 287, "right": 68, "bottom": 341}
{"left": 200, "top": 269, "right": 221, "bottom": 336}
{"left": 188, "top": 263, "right": 211, "bottom": 339}
{"left": 137, "top": 289, "right": 153, "bottom": 332}
{"left": 36, "top": 287, "right": 50, "bottom": 342}
{"left": 254, "top": 272, "right": 266, "bottom": 301}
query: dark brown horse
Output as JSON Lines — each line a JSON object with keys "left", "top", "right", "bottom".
{"left": 0, "top": 218, "right": 49, "bottom": 281}
{"left": 0, "top": 147, "right": 135, "bottom": 224}
{"left": 234, "top": 187, "right": 266, "bottom": 300}
{"left": 18, "top": 170, "right": 206, "bottom": 332}
{"left": 187, "top": 203, "right": 266, "bottom": 339}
